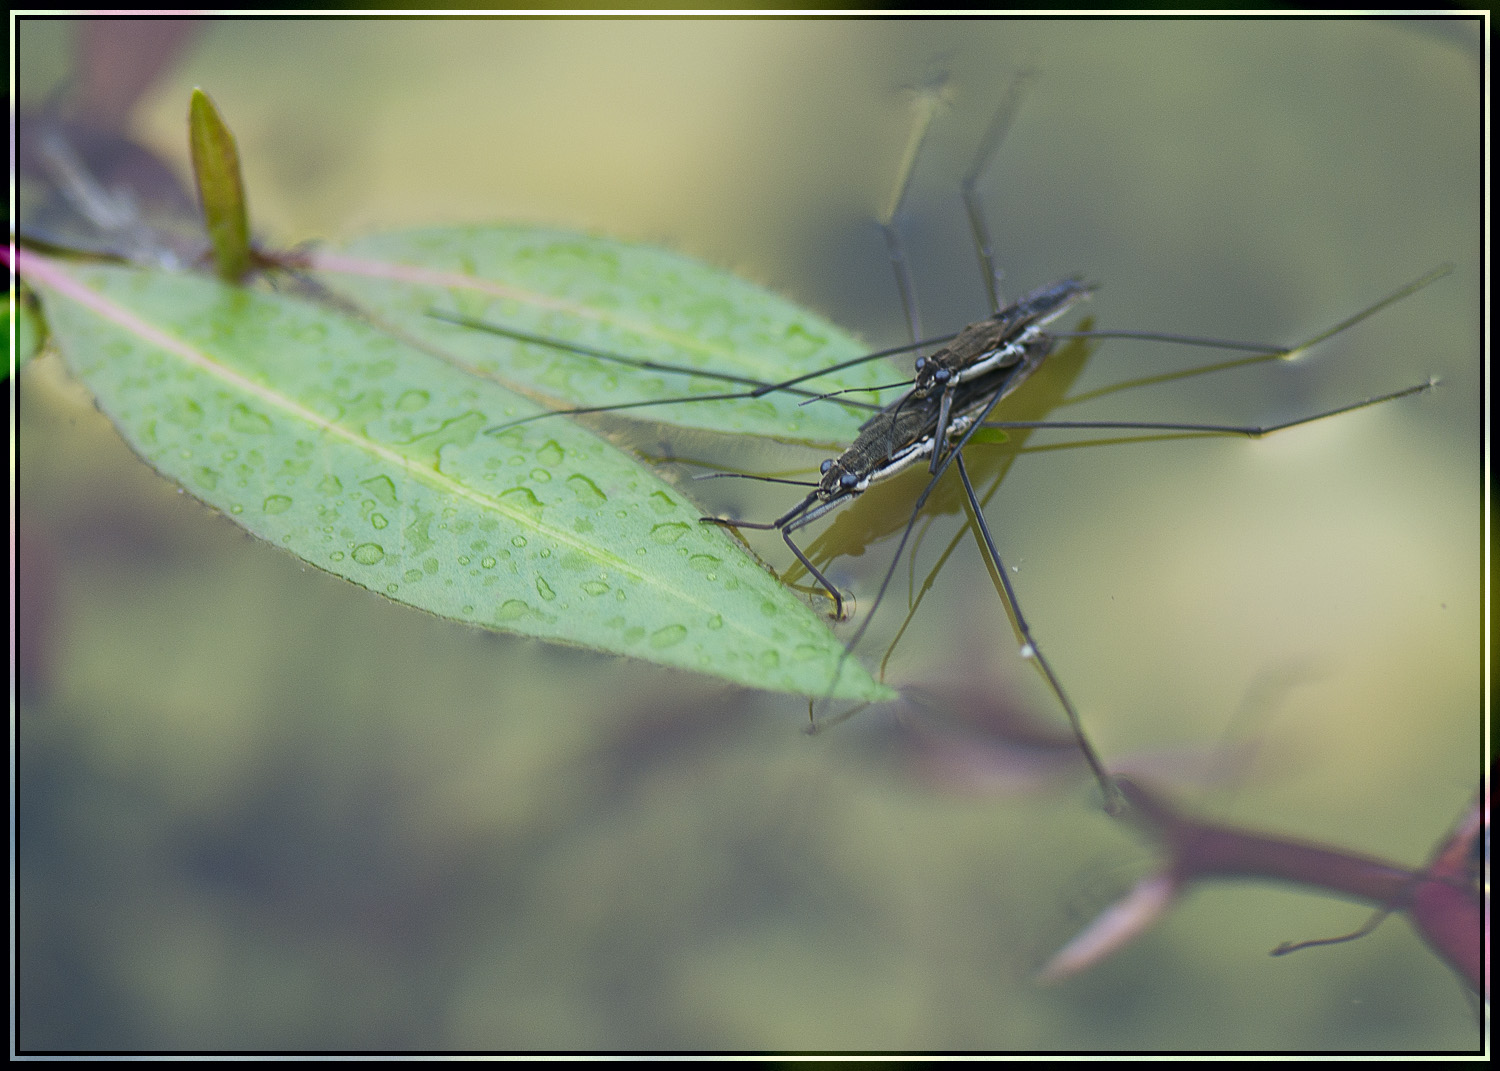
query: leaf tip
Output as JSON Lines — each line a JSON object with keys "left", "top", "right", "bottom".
{"left": 187, "top": 87, "right": 252, "bottom": 284}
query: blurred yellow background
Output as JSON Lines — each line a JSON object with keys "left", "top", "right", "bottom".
{"left": 17, "top": 17, "right": 1482, "bottom": 1051}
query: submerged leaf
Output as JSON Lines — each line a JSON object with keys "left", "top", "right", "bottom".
{"left": 21, "top": 252, "right": 892, "bottom": 701}
{"left": 308, "top": 225, "right": 908, "bottom": 443}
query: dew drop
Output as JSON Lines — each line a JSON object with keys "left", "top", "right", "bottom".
{"left": 329, "top": 551, "right": 345, "bottom": 562}
{"left": 498, "top": 486, "right": 545, "bottom": 521}
{"left": 481, "top": 556, "right": 497, "bottom": 569}
{"left": 687, "top": 553, "right": 721, "bottom": 573}
{"left": 361, "top": 475, "right": 399, "bottom": 507}
{"left": 228, "top": 404, "right": 273, "bottom": 435}
{"left": 706, "top": 614, "right": 723, "bottom": 630}
{"left": 395, "top": 388, "right": 430, "bottom": 412}
{"left": 536, "top": 577, "right": 556, "bottom": 601}
{"left": 650, "top": 522, "right": 691, "bottom": 544}
{"left": 511, "top": 535, "right": 527, "bottom": 548}
{"left": 536, "top": 440, "right": 565, "bottom": 466}
{"left": 650, "top": 624, "right": 687, "bottom": 649}
{"left": 648, "top": 490, "right": 676, "bottom": 515}
{"left": 352, "top": 543, "right": 385, "bottom": 565}
{"left": 581, "top": 580, "right": 610, "bottom": 596}
{"left": 164, "top": 396, "right": 203, "bottom": 427}
{"left": 371, "top": 513, "right": 388, "bottom": 529}
{"left": 496, "top": 599, "right": 530, "bottom": 621}
{"left": 1019, "top": 643, "right": 1035, "bottom": 659}
{"left": 403, "top": 568, "right": 423, "bottom": 583}
{"left": 566, "top": 474, "right": 607, "bottom": 507}
{"left": 263, "top": 494, "right": 293, "bottom": 514}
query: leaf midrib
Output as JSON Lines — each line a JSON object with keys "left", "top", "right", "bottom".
{"left": 44, "top": 260, "right": 801, "bottom": 649}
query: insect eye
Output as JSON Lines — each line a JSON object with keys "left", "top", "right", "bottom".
{"left": 934, "top": 367, "right": 951, "bottom": 383}
{"left": 820, "top": 459, "right": 834, "bottom": 474}
{"left": 840, "top": 472, "right": 858, "bottom": 489}
{"left": 914, "top": 356, "right": 927, "bottom": 372}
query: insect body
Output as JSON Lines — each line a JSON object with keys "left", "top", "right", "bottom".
{"left": 904, "top": 277, "right": 1092, "bottom": 472}
{"left": 702, "top": 347, "right": 1048, "bottom": 622}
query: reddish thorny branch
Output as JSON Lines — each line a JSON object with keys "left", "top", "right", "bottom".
{"left": 1040, "top": 776, "right": 1485, "bottom": 992}
{"left": 889, "top": 680, "right": 1483, "bottom": 990}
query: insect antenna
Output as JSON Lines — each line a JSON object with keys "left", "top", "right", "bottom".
{"left": 743, "top": 334, "right": 959, "bottom": 397}
{"left": 797, "top": 380, "right": 919, "bottom": 404}
{"left": 692, "top": 472, "right": 818, "bottom": 488}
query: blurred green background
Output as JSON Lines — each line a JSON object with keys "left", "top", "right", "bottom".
{"left": 17, "top": 18, "right": 1482, "bottom": 1050}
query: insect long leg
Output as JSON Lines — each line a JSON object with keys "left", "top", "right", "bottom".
{"left": 953, "top": 451, "right": 1120, "bottom": 811}
{"left": 914, "top": 76, "right": 1061, "bottom": 475}
{"left": 879, "top": 73, "right": 947, "bottom": 345}
{"left": 978, "top": 377, "right": 1437, "bottom": 440}
{"left": 1051, "top": 263, "right": 1453, "bottom": 366}
{"left": 961, "top": 68, "right": 1036, "bottom": 315}
{"left": 831, "top": 354, "right": 1025, "bottom": 662}
{"left": 460, "top": 256, "right": 1445, "bottom": 440}
{"left": 956, "top": 265, "right": 1449, "bottom": 443}
{"left": 428, "top": 312, "right": 802, "bottom": 392}
{"left": 459, "top": 323, "right": 953, "bottom": 433}
{"left": 701, "top": 491, "right": 851, "bottom": 619}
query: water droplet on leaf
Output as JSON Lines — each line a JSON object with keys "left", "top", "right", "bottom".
{"left": 352, "top": 543, "right": 385, "bottom": 565}
{"left": 650, "top": 522, "right": 690, "bottom": 544}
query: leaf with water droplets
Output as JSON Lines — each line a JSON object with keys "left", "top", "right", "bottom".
{"left": 20, "top": 251, "right": 892, "bottom": 701}
{"left": 306, "top": 225, "right": 907, "bottom": 444}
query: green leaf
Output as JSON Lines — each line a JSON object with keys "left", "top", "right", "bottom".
{"left": 9, "top": 284, "right": 45, "bottom": 376}
{"left": 308, "top": 225, "right": 908, "bottom": 444}
{"left": 188, "top": 88, "right": 252, "bottom": 283}
{"left": 20, "top": 252, "right": 893, "bottom": 702}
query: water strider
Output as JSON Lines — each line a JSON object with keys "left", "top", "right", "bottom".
{"left": 427, "top": 74, "right": 1446, "bottom": 810}
{"left": 698, "top": 343, "right": 1058, "bottom": 623}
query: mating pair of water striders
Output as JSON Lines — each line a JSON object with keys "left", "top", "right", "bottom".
{"left": 431, "top": 75, "right": 1448, "bottom": 812}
